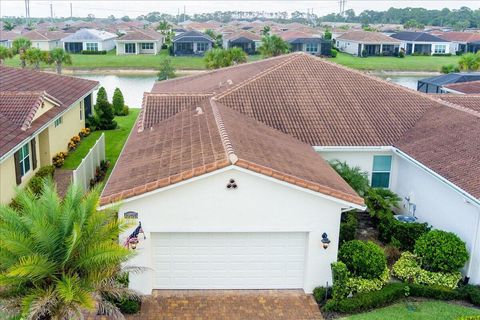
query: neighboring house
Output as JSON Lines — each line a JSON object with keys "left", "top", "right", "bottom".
{"left": 115, "top": 28, "right": 163, "bottom": 55}
{"left": 171, "top": 30, "right": 214, "bottom": 56}
{"left": 61, "top": 28, "right": 117, "bottom": 53}
{"left": 21, "top": 30, "right": 66, "bottom": 51}
{"left": 0, "top": 66, "right": 98, "bottom": 204}
{"left": 279, "top": 31, "right": 331, "bottom": 56}
{"left": 390, "top": 31, "right": 451, "bottom": 55}
{"left": 417, "top": 72, "right": 480, "bottom": 93}
{"left": 223, "top": 31, "right": 262, "bottom": 54}
{"left": 336, "top": 31, "right": 402, "bottom": 56}
{"left": 0, "top": 31, "right": 18, "bottom": 48}
{"left": 442, "top": 81, "right": 480, "bottom": 94}
{"left": 436, "top": 32, "right": 480, "bottom": 54}
{"left": 101, "top": 53, "right": 480, "bottom": 295}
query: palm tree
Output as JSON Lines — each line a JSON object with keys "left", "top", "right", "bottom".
{"left": 12, "top": 37, "right": 32, "bottom": 68}
{"left": 258, "top": 34, "right": 290, "bottom": 57}
{"left": 329, "top": 160, "right": 369, "bottom": 196}
{"left": 25, "top": 47, "right": 47, "bottom": 70}
{"left": 2, "top": 21, "right": 15, "bottom": 31}
{"left": 458, "top": 52, "right": 480, "bottom": 71}
{"left": 227, "top": 47, "right": 247, "bottom": 65}
{"left": 0, "top": 46, "right": 13, "bottom": 64}
{"left": 47, "top": 48, "right": 72, "bottom": 74}
{"left": 0, "top": 180, "right": 139, "bottom": 319}
{"left": 157, "top": 20, "right": 171, "bottom": 34}
{"left": 261, "top": 25, "right": 271, "bottom": 36}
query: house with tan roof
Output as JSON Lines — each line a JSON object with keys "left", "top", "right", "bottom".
{"left": 336, "top": 31, "right": 402, "bottom": 56}
{"left": 101, "top": 53, "right": 480, "bottom": 295}
{"left": 20, "top": 30, "right": 66, "bottom": 51}
{"left": 436, "top": 32, "right": 480, "bottom": 54}
{"left": 115, "top": 28, "right": 163, "bottom": 55}
{"left": 0, "top": 66, "right": 98, "bottom": 204}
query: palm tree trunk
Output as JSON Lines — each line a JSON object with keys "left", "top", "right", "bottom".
{"left": 56, "top": 62, "right": 62, "bottom": 74}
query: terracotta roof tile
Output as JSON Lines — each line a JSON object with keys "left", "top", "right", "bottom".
{"left": 443, "top": 81, "right": 480, "bottom": 94}
{"left": 337, "top": 31, "right": 401, "bottom": 43}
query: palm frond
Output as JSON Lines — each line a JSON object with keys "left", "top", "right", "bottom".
{"left": 3, "top": 254, "right": 56, "bottom": 284}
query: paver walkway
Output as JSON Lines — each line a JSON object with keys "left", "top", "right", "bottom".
{"left": 87, "top": 290, "right": 323, "bottom": 320}
{"left": 54, "top": 169, "right": 73, "bottom": 197}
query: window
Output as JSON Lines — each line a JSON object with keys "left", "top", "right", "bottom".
{"left": 197, "top": 42, "right": 208, "bottom": 52}
{"left": 371, "top": 155, "right": 392, "bottom": 188}
{"left": 19, "top": 143, "right": 30, "bottom": 177}
{"left": 86, "top": 42, "right": 98, "bottom": 51}
{"left": 434, "top": 44, "right": 446, "bottom": 54}
{"left": 141, "top": 42, "right": 154, "bottom": 50}
{"left": 125, "top": 43, "right": 136, "bottom": 53}
{"left": 305, "top": 43, "right": 318, "bottom": 53}
{"left": 54, "top": 116, "right": 62, "bottom": 127}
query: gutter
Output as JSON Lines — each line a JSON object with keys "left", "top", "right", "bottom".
{"left": 0, "top": 87, "right": 99, "bottom": 164}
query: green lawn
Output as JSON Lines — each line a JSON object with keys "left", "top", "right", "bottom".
{"left": 333, "top": 52, "right": 460, "bottom": 72}
{"left": 62, "top": 109, "right": 139, "bottom": 180}
{"left": 4, "top": 49, "right": 262, "bottom": 70}
{"left": 344, "top": 300, "right": 480, "bottom": 320}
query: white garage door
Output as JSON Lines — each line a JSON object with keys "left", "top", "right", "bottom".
{"left": 151, "top": 232, "right": 307, "bottom": 289}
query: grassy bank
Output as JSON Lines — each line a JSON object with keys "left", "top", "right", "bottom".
{"left": 344, "top": 300, "right": 480, "bottom": 320}
{"left": 4, "top": 49, "right": 262, "bottom": 70}
{"left": 334, "top": 52, "right": 459, "bottom": 72}
{"left": 62, "top": 109, "right": 139, "bottom": 179}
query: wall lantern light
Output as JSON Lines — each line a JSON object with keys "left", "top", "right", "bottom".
{"left": 321, "top": 232, "right": 331, "bottom": 250}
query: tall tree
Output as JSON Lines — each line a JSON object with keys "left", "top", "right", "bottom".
{"left": 2, "top": 21, "right": 15, "bottom": 31}
{"left": 12, "top": 37, "right": 32, "bottom": 68}
{"left": 46, "top": 48, "right": 72, "bottom": 74}
{"left": 259, "top": 35, "right": 290, "bottom": 57}
{"left": 0, "top": 180, "right": 138, "bottom": 319}
{"left": 112, "top": 87, "right": 125, "bottom": 116}
{"left": 0, "top": 46, "right": 13, "bottom": 64}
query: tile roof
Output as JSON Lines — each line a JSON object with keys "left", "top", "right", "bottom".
{"left": 224, "top": 31, "right": 262, "bottom": 42}
{"left": 443, "top": 81, "right": 480, "bottom": 94}
{"left": 127, "top": 52, "right": 480, "bottom": 202}
{"left": 61, "top": 28, "right": 117, "bottom": 42}
{"left": 278, "top": 30, "right": 321, "bottom": 41}
{"left": 117, "top": 28, "right": 163, "bottom": 41}
{"left": 101, "top": 98, "right": 363, "bottom": 206}
{"left": 0, "top": 66, "right": 98, "bottom": 158}
{"left": 21, "top": 30, "right": 66, "bottom": 41}
{"left": 336, "top": 31, "right": 401, "bottom": 43}
{"left": 437, "top": 32, "right": 480, "bottom": 43}
{"left": 437, "top": 94, "right": 480, "bottom": 113}
{"left": 173, "top": 30, "right": 214, "bottom": 43}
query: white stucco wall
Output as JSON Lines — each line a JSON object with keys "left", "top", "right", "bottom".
{"left": 116, "top": 167, "right": 347, "bottom": 295}
{"left": 317, "top": 147, "right": 480, "bottom": 284}
{"left": 336, "top": 40, "right": 360, "bottom": 55}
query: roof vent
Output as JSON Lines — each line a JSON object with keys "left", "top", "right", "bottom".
{"left": 226, "top": 79, "right": 233, "bottom": 85}
{"left": 195, "top": 106, "right": 204, "bottom": 115}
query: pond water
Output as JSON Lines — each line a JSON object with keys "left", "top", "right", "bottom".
{"left": 74, "top": 73, "right": 430, "bottom": 108}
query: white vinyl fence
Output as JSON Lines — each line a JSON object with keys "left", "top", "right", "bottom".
{"left": 73, "top": 133, "right": 106, "bottom": 191}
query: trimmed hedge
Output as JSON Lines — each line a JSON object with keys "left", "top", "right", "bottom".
{"left": 378, "top": 217, "right": 430, "bottom": 251}
{"left": 338, "top": 240, "right": 387, "bottom": 279}
{"left": 81, "top": 50, "right": 107, "bottom": 55}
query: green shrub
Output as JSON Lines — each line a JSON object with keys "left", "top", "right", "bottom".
{"left": 457, "top": 285, "right": 480, "bottom": 306}
{"left": 338, "top": 240, "right": 387, "bottom": 279}
{"left": 346, "top": 267, "right": 390, "bottom": 295}
{"left": 409, "top": 283, "right": 460, "bottom": 300}
{"left": 122, "top": 105, "right": 130, "bottom": 116}
{"left": 35, "top": 165, "right": 55, "bottom": 178}
{"left": 112, "top": 87, "right": 125, "bottom": 116}
{"left": 365, "top": 188, "right": 401, "bottom": 222}
{"left": 441, "top": 63, "right": 460, "bottom": 74}
{"left": 313, "top": 286, "right": 332, "bottom": 306}
{"left": 398, "top": 51, "right": 405, "bottom": 58}
{"left": 81, "top": 50, "right": 107, "bottom": 55}
{"left": 324, "top": 282, "right": 406, "bottom": 313}
{"left": 415, "top": 230, "right": 469, "bottom": 273}
{"left": 116, "top": 298, "right": 141, "bottom": 314}
{"left": 378, "top": 217, "right": 431, "bottom": 251}
{"left": 457, "top": 316, "right": 480, "bottom": 320}
{"left": 392, "top": 252, "right": 462, "bottom": 289}
{"left": 331, "top": 261, "right": 350, "bottom": 300}
{"left": 339, "top": 211, "right": 358, "bottom": 244}
{"left": 330, "top": 48, "right": 338, "bottom": 57}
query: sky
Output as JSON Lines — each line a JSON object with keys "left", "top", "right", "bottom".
{"left": 1, "top": 0, "right": 479, "bottom": 19}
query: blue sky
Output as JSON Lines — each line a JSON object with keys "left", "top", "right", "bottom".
{"left": 1, "top": 0, "right": 479, "bottom": 18}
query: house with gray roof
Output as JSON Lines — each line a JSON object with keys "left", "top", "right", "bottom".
{"left": 390, "top": 31, "right": 451, "bottom": 55}
{"left": 172, "top": 30, "right": 214, "bottom": 56}
{"left": 61, "top": 28, "right": 117, "bottom": 53}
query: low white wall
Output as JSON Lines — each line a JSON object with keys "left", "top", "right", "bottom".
{"left": 117, "top": 167, "right": 344, "bottom": 294}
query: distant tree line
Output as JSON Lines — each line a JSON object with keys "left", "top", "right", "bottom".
{"left": 2, "top": 6, "right": 479, "bottom": 30}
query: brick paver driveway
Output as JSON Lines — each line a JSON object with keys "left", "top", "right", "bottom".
{"left": 88, "top": 289, "right": 322, "bottom": 320}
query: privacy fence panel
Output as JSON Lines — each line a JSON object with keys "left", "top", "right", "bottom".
{"left": 73, "top": 133, "right": 106, "bottom": 191}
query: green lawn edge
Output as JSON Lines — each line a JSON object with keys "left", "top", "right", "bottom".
{"left": 62, "top": 109, "right": 140, "bottom": 181}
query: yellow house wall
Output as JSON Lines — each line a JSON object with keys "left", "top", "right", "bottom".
{"left": 0, "top": 136, "right": 41, "bottom": 204}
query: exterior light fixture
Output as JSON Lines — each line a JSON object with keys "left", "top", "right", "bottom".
{"left": 321, "top": 233, "right": 331, "bottom": 250}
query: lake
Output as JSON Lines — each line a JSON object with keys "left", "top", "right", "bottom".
{"left": 75, "top": 72, "right": 431, "bottom": 108}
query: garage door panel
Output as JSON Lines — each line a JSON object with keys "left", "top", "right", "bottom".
{"left": 152, "top": 232, "right": 306, "bottom": 289}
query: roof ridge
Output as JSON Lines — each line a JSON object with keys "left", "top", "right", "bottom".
{"left": 210, "top": 98, "right": 238, "bottom": 164}
{"left": 434, "top": 96, "right": 480, "bottom": 118}
{"left": 214, "top": 53, "right": 304, "bottom": 99}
